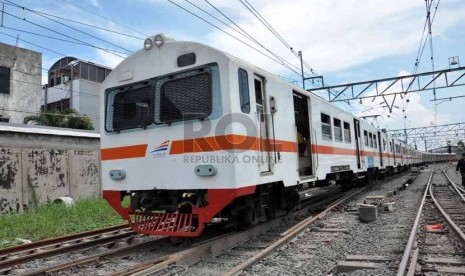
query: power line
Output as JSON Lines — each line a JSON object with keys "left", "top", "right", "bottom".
{"left": 185, "top": 0, "right": 303, "bottom": 76}
{"left": 4, "top": 0, "right": 133, "bottom": 54}
{"left": 8, "top": 76, "right": 99, "bottom": 98}
{"left": 238, "top": 0, "right": 318, "bottom": 78}
{"left": 0, "top": 29, "right": 67, "bottom": 57}
{"left": 60, "top": 0, "right": 148, "bottom": 37}
{"left": 1, "top": 4, "right": 129, "bottom": 58}
{"left": 1, "top": 25, "right": 131, "bottom": 56}
{"left": 167, "top": 0, "right": 302, "bottom": 77}
{"left": 26, "top": 7, "right": 143, "bottom": 40}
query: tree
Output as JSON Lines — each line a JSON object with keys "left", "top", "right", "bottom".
{"left": 23, "top": 109, "right": 94, "bottom": 130}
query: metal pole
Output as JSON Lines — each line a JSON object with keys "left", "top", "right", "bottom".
{"left": 44, "top": 85, "right": 48, "bottom": 110}
{"left": 298, "top": 51, "right": 305, "bottom": 90}
{"left": 69, "top": 65, "right": 73, "bottom": 109}
{"left": 424, "top": 140, "right": 427, "bottom": 152}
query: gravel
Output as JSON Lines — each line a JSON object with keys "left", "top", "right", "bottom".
{"left": 244, "top": 168, "right": 432, "bottom": 276}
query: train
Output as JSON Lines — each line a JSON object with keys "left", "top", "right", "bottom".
{"left": 100, "top": 34, "right": 450, "bottom": 237}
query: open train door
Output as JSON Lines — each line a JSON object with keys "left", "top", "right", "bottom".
{"left": 377, "top": 131, "right": 383, "bottom": 167}
{"left": 353, "top": 119, "right": 362, "bottom": 169}
{"left": 254, "top": 75, "right": 271, "bottom": 173}
{"left": 293, "top": 92, "right": 313, "bottom": 177}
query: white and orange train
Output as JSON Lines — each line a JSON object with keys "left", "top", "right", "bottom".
{"left": 100, "top": 34, "right": 449, "bottom": 237}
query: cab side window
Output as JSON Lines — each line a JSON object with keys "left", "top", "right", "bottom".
{"left": 238, "top": 68, "right": 250, "bottom": 113}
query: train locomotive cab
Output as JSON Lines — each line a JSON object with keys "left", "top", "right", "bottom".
{"left": 101, "top": 35, "right": 304, "bottom": 237}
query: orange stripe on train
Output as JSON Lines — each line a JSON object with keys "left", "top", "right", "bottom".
{"left": 101, "top": 144, "right": 148, "bottom": 160}
{"left": 169, "top": 134, "right": 297, "bottom": 154}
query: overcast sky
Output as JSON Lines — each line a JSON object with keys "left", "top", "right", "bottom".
{"left": 1, "top": 0, "right": 464, "bottom": 150}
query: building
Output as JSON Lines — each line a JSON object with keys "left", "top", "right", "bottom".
{"left": 43, "top": 57, "right": 112, "bottom": 132}
{"left": 0, "top": 42, "right": 42, "bottom": 124}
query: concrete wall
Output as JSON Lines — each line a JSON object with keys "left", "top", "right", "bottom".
{"left": 0, "top": 124, "right": 100, "bottom": 213}
{"left": 0, "top": 42, "right": 42, "bottom": 124}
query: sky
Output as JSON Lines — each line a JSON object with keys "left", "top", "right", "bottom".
{"left": 1, "top": 0, "right": 464, "bottom": 150}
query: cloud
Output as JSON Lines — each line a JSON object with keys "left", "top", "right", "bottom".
{"left": 94, "top": 49, "right": 124, "bottom": 68}
{"left": 204, "top": 0, "right": 465, "bottom": 77}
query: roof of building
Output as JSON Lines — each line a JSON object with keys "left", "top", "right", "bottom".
{"left": 49, "top": 56, "right": 112, "bottom": 71}
{"left": 0, "top": 122, "right": 100, "bottom": 138}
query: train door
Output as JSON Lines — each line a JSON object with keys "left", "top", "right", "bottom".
{"left": 254, "top": 76, "right": 271, "bottom": 173}
{"left": 377, "top": 131, "right": 383, "bottom": 167}
{"left": 392, "top": 140, "right": 396, "bottom": 165}
{"left": 353, "top": 119, "right": 362, "bottom": 169}
{"left": 293, "top": 92, "right": 313, "bottom": 177}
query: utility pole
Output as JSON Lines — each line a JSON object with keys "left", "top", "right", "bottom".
{"left": 69, "top": 65, "right": 73, "bottom": 109}
{"left": 298, "top": 51, "right": 305, "bottom": 90}
{"left": 426, "top": 0, "right": 437, "bottom": 125}
{"left": 43, "top": 85, "right": 48, "bottom": 110}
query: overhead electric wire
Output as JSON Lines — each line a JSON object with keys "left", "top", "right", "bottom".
{"left": 1, "top": 26, "right": 131, "bottom": 56}
{"left": 238, "top": 0, "right": 318, "bottom": 78}
{"left": 1, "top": 1, "right": 143, "bottom": 40}
{"left": 167, "top": 0, "right": 302, "bottom": 77}
{"left": 1, "top": 6, "right": 128, "bottom": 58}
{"left": 0, "top": 30, "right": 67, "bottom": 57}
{"left": 60, "top": 0, "right": 148, "bottom": 37}
{"left": 4, "top": 1, "right": 132, "bottom": 56}
{"left": 7, "top": 77, "right": 99, "bottom": 98}
{"left": 186, "top": 0, "right": 303, "bottom": 76}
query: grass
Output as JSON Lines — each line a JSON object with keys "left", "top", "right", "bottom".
{"left": 0, "top": 199, "right": 126, "bottom": 248}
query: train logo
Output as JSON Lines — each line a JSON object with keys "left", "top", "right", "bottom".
{"left": 150, "top": 140, "right": 170, "bottom": 157}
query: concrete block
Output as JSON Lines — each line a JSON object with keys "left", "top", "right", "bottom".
{"left": 425, "top": 257, "right": 465, "bottom": 265}
{"left": 383, "top": 202, "right": 395, "bottom": 212}
{"left": 345, "top": 255, "right": 390, "bottom": 263}
{"left": 336, "top": 261, "right": 383, "bottom": 273}
{"left": 437, "top": 266, "right": 465, "bottom": 274}
{"left": 358, "top": 204, "right": 378, "bottom": 223}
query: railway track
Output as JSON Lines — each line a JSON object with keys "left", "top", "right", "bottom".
{"left": 397, "top": 167, "right": 465, "bottom": 275}
{"left": 0, "top": 224, "right": 134, "bottom": 274}
{"left": 1, "top": 171, "right": 414, "bottom": 275}
{"left": 13, "top": 184, "right": 360, "bottom": 276}
{"left": 108, "top": 182, "right": 382, "bottom": 276}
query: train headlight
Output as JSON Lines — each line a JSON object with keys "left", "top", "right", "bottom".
{"left": 154, "top": 33, "right": 165, "bottom": 47}
{"left": 144, "top": 38, "right": 153, "bottom": 50}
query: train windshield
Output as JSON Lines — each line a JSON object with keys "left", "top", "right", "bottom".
{"left": 105, "top": 64, "right": 216, "bottom": 132}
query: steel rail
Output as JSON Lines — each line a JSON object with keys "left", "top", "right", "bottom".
{"left": 0, "top": 224, "right": 128, "bottom": 255}
{"left": 0, "top": 224, "right": 133, "bottom": 269}
{"left": 396, "top": 170, "right": 433, "bottom": 276}
{"left": 430, "top": 171, "right": 465, "bottom": 242}
{"left": 112, "top": 186, "right": 363, "bottom": 276}
{"left": 224, "top": 185, "right": 373, "bottom": 276}
{"left": 21, "top": 238, "right": 163, "bottom": 276}
{"left": 442, "top": 168, "right": 465, "bottom": 202}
